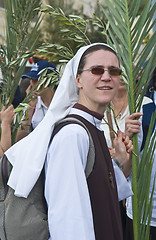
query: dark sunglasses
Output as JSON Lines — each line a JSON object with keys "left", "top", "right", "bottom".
{"left": 82, "top": 66, "right": 122, "bottom": 76}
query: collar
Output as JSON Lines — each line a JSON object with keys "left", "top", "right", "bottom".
{"left": 70, "top": 104, "right": 103, "bottom": 130}
{"left": 74, "top": 103, "right": 104, "bottom": 120}
{"left": 37, "top": 96, "right": 48, "bottom": 109}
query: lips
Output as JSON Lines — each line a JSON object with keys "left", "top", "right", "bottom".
{"left": 97, "top": 86, "right": 112, "bottom": 90}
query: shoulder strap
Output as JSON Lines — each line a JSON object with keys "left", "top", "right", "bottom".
{"left": 0, "top": 155, "right": 12, "bottom": 201}
{"left": 55, "top": 117, "right": 95, "bottom": 178}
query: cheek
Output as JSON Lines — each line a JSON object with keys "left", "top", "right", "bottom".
{"left": 115, "top": 78, "right": 120, "bottom": 88}
{"left": 76, "top": 74, "right": 90, "bottom": 89}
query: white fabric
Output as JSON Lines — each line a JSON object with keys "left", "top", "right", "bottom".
{"left": 100, "top": 96, "right": 152, "bottom": 148}
{"left": 6, "top": 42, "right": 115, "bottom": 198}
{"left": 45, "top": 107, "right": 132, "bottom": 239}
{"left": 101, "top": 105, "right": 129, "bottom": 148}
{"left": 45, "top": 108, "right": 94, "bottom": 240}
{"left": 31, "top": 96, "right": 48, "bottom": 129}
{"left": 112, "top": 160, "right": 133, "bottom": 201}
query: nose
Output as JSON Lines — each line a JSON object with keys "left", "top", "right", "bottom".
{"left": 30, "top": 79, "right": 33, "bottom": 86}
{"left": 100, "top": 69, "right": 111, "bottom": 81}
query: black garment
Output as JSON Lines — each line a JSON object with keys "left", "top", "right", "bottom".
{"left": 12, "top": 86, "right": 22, "bottom": 108}
{"left": 125, "top": 216, "right": 156, "bottom": 240}
{"left": 119, "top": 200, "right": 127, "bottom": 238}
{"left": 145, "top": 80, "right": 155, "bottom": 101}
{"left": 140, "top": 102, "right": 156, "bottom": 151}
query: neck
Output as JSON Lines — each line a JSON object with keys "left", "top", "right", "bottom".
{"left": 112, "top": 88, "right": 128, "bottom": 117}
{"left": 78, "top": 100, "right": 106, "bottom": 116}
{"left": 74, "top": 103, "right": 104, "bottom": 120}
{"left": 113, "top": 87, "right": 127, "bottom": 101}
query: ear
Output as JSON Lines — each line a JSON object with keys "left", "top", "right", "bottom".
{"left": 76, "top": 74, "right": 83, "bottom": 89}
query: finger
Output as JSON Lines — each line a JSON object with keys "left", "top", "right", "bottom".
{"left": 126, "top": 112, "right": 143, "bottom": 120}
{"left": 128, "top": 126, "right": 140, "bottom": 134}
{"left": 124, "top": 138, "right": 133, "bottom": 152}
{"left": 127, "top": 145, "right": 134, "bottom": 153}
{"left": 123, "top": 134, "right": 130, "bottom": 145}
{"left": 126, "top": 118, "right": 142, "bottom": 125}
{"left": 117, "top": 130, "right": 123, "bottom": 140}
{"left": 1, "top": 106, "right": 6, "bottom": 112}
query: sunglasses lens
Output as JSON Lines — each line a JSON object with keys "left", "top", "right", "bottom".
{"left": 91, "top": 67, "right": 104, "bottom": 75}
{"left": 109, "top": 68, "right": 122, "bottom": 76}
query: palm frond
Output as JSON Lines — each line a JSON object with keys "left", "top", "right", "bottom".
{"left": 0, "top": 0, "right": 42, "bottom": 107}
{"left": 95, "top": 0, "right": 155, "bottom": 239}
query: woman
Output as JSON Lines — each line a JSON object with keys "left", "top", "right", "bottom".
{"left": 6, "top": 43, "right": 133, "bottom": 240}
{"left": 100, "top": 79, "right": 152, "bottom": 174}
{"left": 0, "top": 105, "right": 15, "bottom": 157}
{"left": 100, "top": 75, "right": 152, "bottom": 237}
{"left": 125, "top": 104, "right": 156, "bottom": 240}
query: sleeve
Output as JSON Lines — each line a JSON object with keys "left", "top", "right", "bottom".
{"left": 112, "top": 160, "right": 133, "bottom": 201}
{"left": 45, "top": 124, "right": 95, "bottom": 240}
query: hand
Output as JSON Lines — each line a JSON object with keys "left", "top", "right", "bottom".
{"left": 0, "top": 105, "right": 15, "bottom": 126}
{"left": 108, "top": 147, "right": 116, "bottom": 158}
{"left": 125, "top": 112, "right": 143, "bottom": 138}
{"left": 113, "top": 130, "right": 133, "bottom": 166}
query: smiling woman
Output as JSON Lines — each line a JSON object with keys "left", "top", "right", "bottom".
{"left": 77, "top": 45, "right": 121, "bottom": 114}
{"left": 6, "top": 43, "right": 133, "bottom": 240}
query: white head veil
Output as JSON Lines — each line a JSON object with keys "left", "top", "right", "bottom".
{"left": 6, "top": 43, "right": 116, "bottom": 198}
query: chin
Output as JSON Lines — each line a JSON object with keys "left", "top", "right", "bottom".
{"left": 100, "top": 98, "right": 112, "bottom": 105}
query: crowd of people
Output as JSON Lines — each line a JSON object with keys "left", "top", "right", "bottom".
{"left": 0, "top": 43, "right": 155, "bottom": 240}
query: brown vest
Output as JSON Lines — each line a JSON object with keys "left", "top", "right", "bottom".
{"left": 53, "top": 113, "right": 123, "bottom": 240}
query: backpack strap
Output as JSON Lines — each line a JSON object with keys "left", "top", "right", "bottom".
{"left": 0, "top": 155, "right": 12, "bottom": 201}
{"left": 54, "top": 117, "right": 95, "bottom": 178}
{"left": 0, "top": 157, "right": 5, "bottom": 202}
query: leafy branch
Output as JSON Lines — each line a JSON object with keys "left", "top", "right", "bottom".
{"left": 40, "top": 6, "right": 91, "bottom": 47}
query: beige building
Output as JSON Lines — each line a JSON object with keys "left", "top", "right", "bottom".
{"left": 0, "top": 0, "right": 101, "bottom": 45}
{"left": 0, "top": 0, "right": 154, "bottom": 45}
{"left": 0, "top": 0, "right": 5, "bottom": 45}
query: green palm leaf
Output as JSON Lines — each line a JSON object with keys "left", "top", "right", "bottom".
{"left": 0, "top": 0, "right": 42, "bottom": 107}
{"left": 99, "top": 0, "right": 155, "bottom": 239}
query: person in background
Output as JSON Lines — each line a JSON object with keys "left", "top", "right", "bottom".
{"left": 145, "top": 67, "right": 156, "bottom": 104}
{"left": 100, "top": 77, "right": 152, "bottom": 237}
{"left": 0, "top": 105, "right": 15, "bottom": 157}
{"left": 125, "top": 102, "right": 156, "bottom": 240}
{"left": 6, "top": 43, "right": 133, "bottom": 240}
{"left": 16, "top": 60, "right": 58, "bottom": 141}
{"left": 19, "top": 77, "right": 31, "bottom": 101}
{"left": 12, "top": 86, "right": 22, "bottom": 108}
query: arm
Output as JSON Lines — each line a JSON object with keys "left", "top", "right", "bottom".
{"left": 0, "top": 105, "right": 15, "bottom": 157}
{"left": 16, "top": 85, "right": 38, "bottom": 141}
{"left": 45, "top": 124, "right": 95, "bottom": 240}
{"left": 111, "top": 112, "right": 142, "bottom": 177}
{"left": 113, "top": 130, "right": 133, "bottom": 178}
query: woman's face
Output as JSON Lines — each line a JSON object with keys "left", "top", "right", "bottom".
{"left": 76, "top": 49, "right": 121, "bottom": 115}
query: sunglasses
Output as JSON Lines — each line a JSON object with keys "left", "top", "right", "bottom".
{"left": 82, "top": 66, "right": 122, "bottom": 76}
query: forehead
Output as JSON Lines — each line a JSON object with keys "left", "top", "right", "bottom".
{"left": 31, "top": 78, "right": 38, "bottom": 83}
{"left": 84, "top": 49, "right": 119, "bottom": 68}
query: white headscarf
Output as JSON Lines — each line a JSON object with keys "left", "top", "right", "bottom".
{"left": 6, "top": 43, "right": 116, "bottom": 198}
